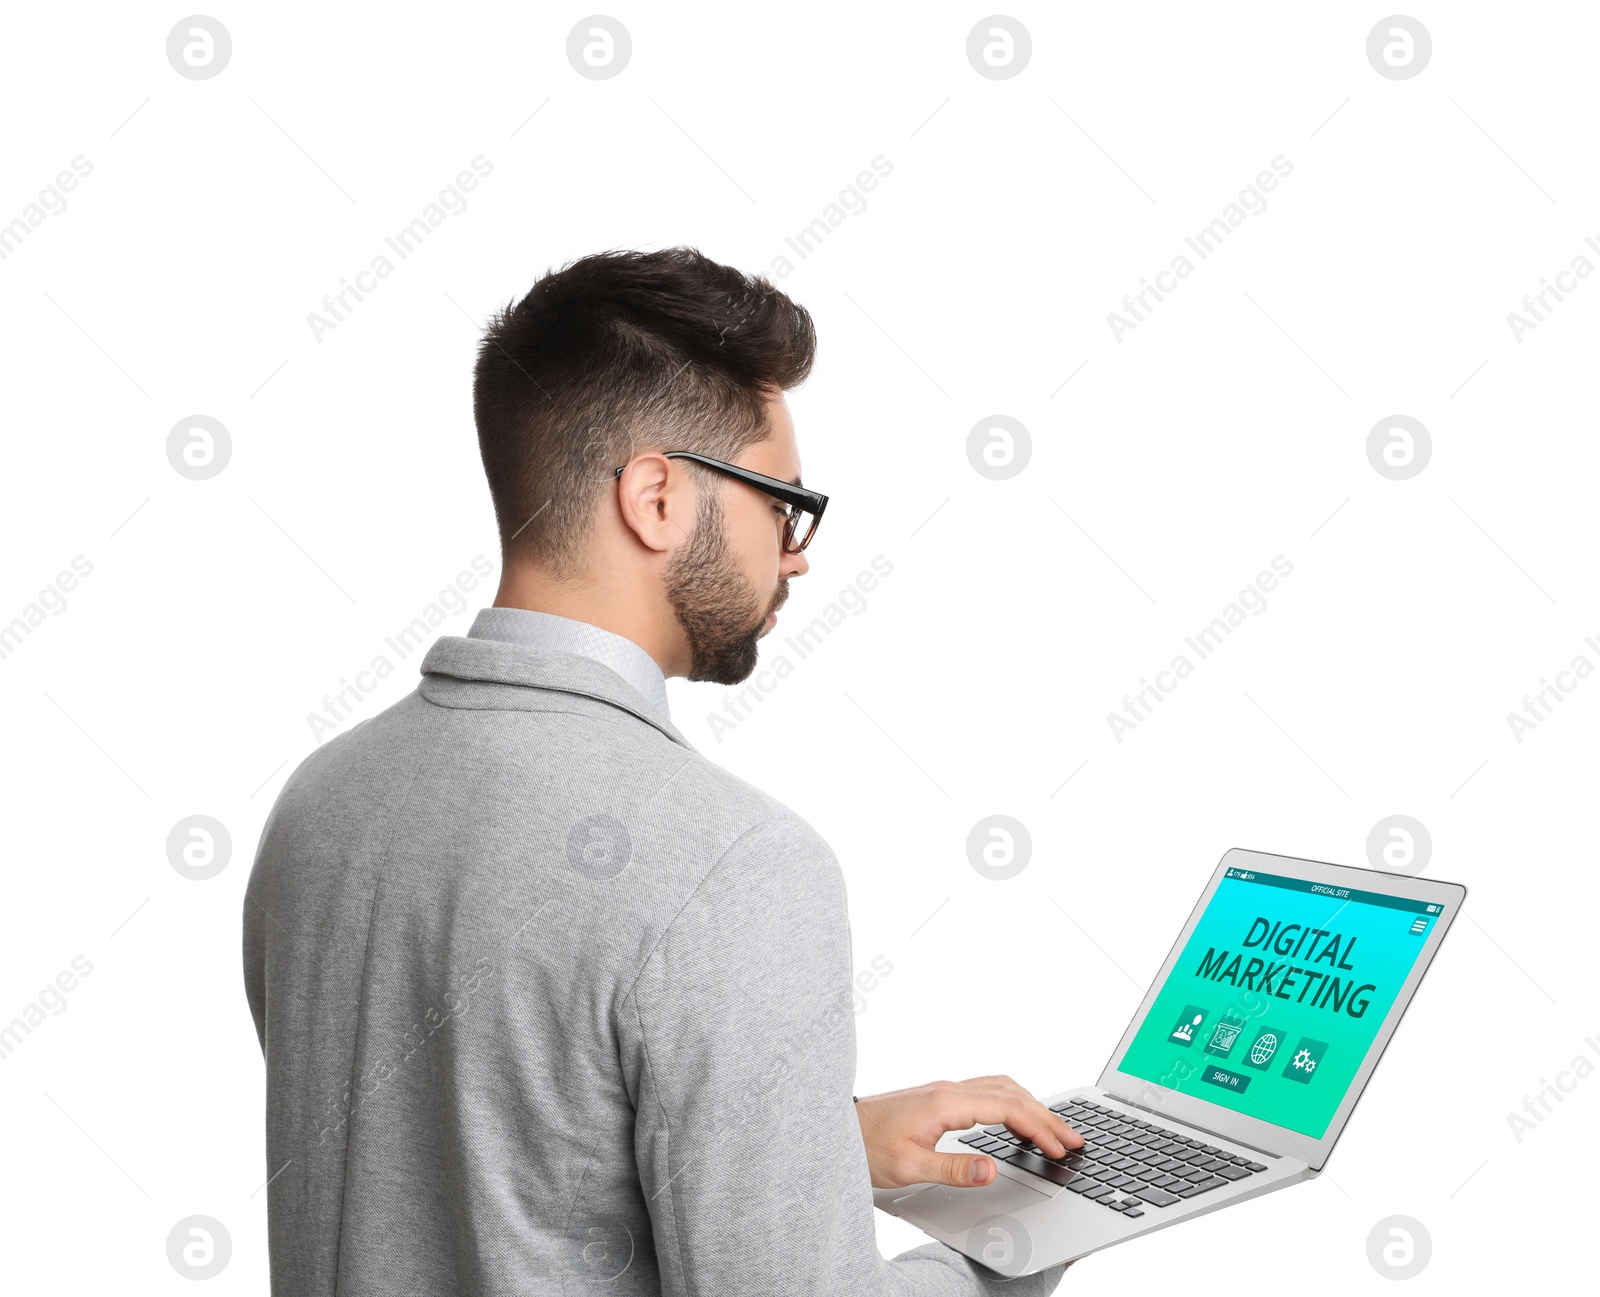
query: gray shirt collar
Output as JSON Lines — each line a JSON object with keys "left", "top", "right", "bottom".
{"left": 466, "top": 607, "right": 671, "bottom": 723}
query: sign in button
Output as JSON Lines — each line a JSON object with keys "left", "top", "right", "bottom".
{"left": 1202, "top": 1065, "right": 1251, "bottom": 1094}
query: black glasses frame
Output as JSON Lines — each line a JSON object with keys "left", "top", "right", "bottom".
{"left": 613, "top": 451, "right": 828, "bottom": 553}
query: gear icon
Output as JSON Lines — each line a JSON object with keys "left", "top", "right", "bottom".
{"left": 1293, "top": 1048, "right": 1317, "bottom": 1073}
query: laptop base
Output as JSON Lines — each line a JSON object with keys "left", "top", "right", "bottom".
{"left": 873, "top": 1086, "right": 1313, "bottom": 1277}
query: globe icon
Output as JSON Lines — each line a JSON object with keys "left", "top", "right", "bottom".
{"left": 1250, "top": 1033, "right": 1278, "bottom": 1065}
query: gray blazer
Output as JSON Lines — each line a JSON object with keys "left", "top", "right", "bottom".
{"left": 244, "top": 634, "right": 1062, "bottom": 1295}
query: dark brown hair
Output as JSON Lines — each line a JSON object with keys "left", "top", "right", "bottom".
{"left": 473, "top": 247, "right": 817, "bottom": 575}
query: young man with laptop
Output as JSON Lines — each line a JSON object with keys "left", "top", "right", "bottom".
{"left": 244, "top": 248, "right": 1463, "bottom": 1294}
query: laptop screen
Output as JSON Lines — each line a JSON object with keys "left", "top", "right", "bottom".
{"left": 1112, "top": 865, "right": 1439, "bottom": 1139}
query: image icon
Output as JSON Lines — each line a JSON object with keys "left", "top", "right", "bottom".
{"left": 1203, "top": 1012, "right": 1246, "bottom": 1058}
{"left": 1244, "top": 1027, "right": 1284, "bottom": 1070}
{"left": 1283, "top": 1036, "right": 1329, "bottom": 1084}
{"left": 1169, "top": 1005, "right": 1206, "bottom": 1047}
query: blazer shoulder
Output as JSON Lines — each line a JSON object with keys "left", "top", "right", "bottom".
{"left": 668, "top": 747, "right": 829, "bottom": 843}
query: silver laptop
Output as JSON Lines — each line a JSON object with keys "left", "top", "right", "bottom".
{"left": 874, "top": 847, "right": 1465, "bottom": 1276}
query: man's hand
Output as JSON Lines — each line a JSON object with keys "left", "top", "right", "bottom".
{"left": 854, "top": 1076, "right": 1083, "bottom": 1189}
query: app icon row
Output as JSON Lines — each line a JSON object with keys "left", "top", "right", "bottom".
{"left": 1169, "top": 1005, "right": 1326, "bottom": 1083}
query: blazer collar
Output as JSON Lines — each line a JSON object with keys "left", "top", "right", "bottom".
{"left": 419, "top": 634, "right": 695, "bottom": 751}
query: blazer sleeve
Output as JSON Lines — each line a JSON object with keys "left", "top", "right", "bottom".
{"left": 618, "top": 815, "right": 1066, "bottom": 1297}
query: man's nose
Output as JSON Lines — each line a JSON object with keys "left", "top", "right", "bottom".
{"left": 783, "top": 548, "right": 810, "bottom": 579}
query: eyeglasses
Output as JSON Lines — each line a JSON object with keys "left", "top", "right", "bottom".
{"left": 613, "top": 451, "right": 828, "bottom": 554}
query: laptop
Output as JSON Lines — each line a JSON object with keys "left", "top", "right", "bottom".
{"left": 874, "top": 847, "right": 1465, "bottom": 1276}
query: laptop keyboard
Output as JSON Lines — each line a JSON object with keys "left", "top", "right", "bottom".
{"left": 959, "top": 1098, "right": 1268, "bottom": 1219}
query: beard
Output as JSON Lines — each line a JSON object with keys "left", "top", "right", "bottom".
{"left": 665, "top": 491, "right": 788, "bottom": 685}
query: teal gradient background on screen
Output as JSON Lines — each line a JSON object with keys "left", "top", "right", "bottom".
{"left": 1115, "top": 873, "right": 1433, "bottom": 1138}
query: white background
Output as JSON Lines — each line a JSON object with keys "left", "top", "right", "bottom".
{"left": 1, "top": 2, "right": 1595, "bottom": 1290}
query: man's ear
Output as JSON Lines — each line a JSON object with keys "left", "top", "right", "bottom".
{"left": 615, "top": 453, "right": 693, "bottom": 554}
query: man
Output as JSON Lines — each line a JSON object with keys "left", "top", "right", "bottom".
{"left": 244, "top": 247, "right": 1079, "bottom": 1294}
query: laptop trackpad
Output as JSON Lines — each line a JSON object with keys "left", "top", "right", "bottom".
{"left": 892, "top": 1176, "right": 1053, "bottom": 1233}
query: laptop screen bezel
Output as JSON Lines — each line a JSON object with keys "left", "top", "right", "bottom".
{"left": 1094, "top": 847, "right": 1466, "bottom": 1171}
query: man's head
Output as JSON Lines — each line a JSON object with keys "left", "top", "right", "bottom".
{"left": 473, "top": 248, "right": 818, "bottom": 685}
